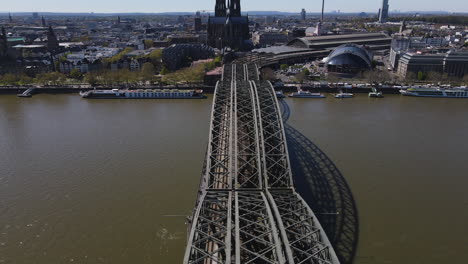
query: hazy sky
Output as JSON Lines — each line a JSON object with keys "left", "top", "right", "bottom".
{"left": 2, "top": 0, "right": 466, "bottom": 13}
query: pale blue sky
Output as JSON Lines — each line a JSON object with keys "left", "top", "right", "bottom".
{"left": 2, "top": 0, "right": 466, "bottom": 13}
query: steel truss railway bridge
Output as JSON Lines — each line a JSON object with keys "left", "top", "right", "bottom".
{"left": 184, "top": 63, "right": 340, "bottom": 264}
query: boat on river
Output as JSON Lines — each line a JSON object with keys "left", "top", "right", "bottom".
{"left": 80, "top": 89, "right": 207, "bottom": 99}
{"left": 400, "top": 86, "right": 468, "bottom": 98}
{"left": 289, "top": 89, "right": 326, "bottom": 98}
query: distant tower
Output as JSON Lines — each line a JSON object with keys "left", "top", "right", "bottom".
{"left": 32, "top": 12, "right": 39, "bottom": 19}
{"left": 321, "top": 0, "right": 325, "bottom": 22}
{"left": 215, "top": 0, "right": 227, "bottom": 17}
{"left": 42, "top": 16, "right": 47, "bottom": 27}
{"left": 315, "top": 0, "right": 325, "bottom": 36}
{"left": 194, "top": 12, "right": 202, "bottom": 32}
{"left": 301, "top": 9, "right": 306, "bottom": 21}
{"left": 399, "top": 20, "right": 406, "bottom": 34}
{"left": 117, "top": 16, "right": 121, "bottom": 24}
{"left": 47, "top": 26, "right": 59, "bottom": 52}
{"left": 9, "top": 13, "right": 13, "bottom": 23}
{"left": 379, "top": 0, "right": 389, "bottom": 23}
{"left": 229, "top": 0, "right": 241, "bottom": 17}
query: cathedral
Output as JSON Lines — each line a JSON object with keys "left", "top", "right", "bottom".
{"left": 208, "top": 0, "right": 251, "bottom": 51}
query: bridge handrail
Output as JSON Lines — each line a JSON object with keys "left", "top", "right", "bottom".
{"left": 265, "top": 80, "right": 295, "bottom": 188}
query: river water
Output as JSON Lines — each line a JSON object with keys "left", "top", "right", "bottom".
{"left": 0, "top": 94, "right": 467, "bottom": 264}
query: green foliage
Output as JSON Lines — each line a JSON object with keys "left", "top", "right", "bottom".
{"left": 203, "top": 59, "right": 219, "bottom": 72}
{"left": 34, "top": 72, "right": 66, "bottom": 85}
{"left": 463, "top": 42, "right": 468, "bottom": 48}
{"left": 84, "top": 72, "right": 98, "bottom": 86}
{"left": 463, "top": 75, "right": 468, "bottom": 85}
{"left": 417, "top": 71, "right": 426, "bottom": 81}
{"left": 162, "top": 64, "right": 206, "bottom": 84}
{"left": 160, "top": 66, "right": 169, "bottom": 75}
{"left": 302, "top": 68, "right": 310, "bottom": 76}
{"left": 69, "top": 69, "right": 83, "bottom": 80}
{"left": 0, "top": 73, "right": 19, "bottom": 85}
{"left": 261, "top": 68, "right": 276, "bottom": 82}
{"left": 280, "top": 64, "right": 288, "bottom": 71}
{"left": 104, "top": 47, "right": 134, "bottom": 64}
{"left": 213, "top": 56, "right": 222, "bottom": 66}
{"left": 388, "top": 16, "right": 468, "bottom": 26}
{"left": 140, "top": 62, "right": 156, "bottom": 81}
{"left": 144, "top": 40, "right": 154, "bottom": 49}
{"left": 294, "top": 72, "right": 307, "bottom": 83}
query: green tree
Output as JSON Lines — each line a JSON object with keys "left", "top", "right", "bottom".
{"left": 213, "top": 56, "right": 222, "bottom": 67}
{"left": 18, "top": 74, "right": 33, "bottom": 85}
{"left": 84, "top": 72, "right": 99, "bottom": 86}
{"left": 69, "top": 69, "right": 83, "bottom": 80}
{"left": 104, "top": 47, "right": 134, "bottom": 64}
{"left": 0, "top": 73, "right": 18, "bottom": 85}
{"left": 140, "top": 62, "right": 155, "bottom": 80}
{"left": 261, "top": 68, "right": 276, "bottom": 82}
{"left": 160, "top": 66, "right": 169, "bottom": 75}
{"left": 144, "top": 40, "right": 154, "bottom": 49}
{"left": 406, "top": 72, "right": 417, "bottom": 82}
{"left": 280, "top": 64, "right": 288, "bottom": 71}
{"left": 417, "top": 71, "right": 426, "bottom": 81}
{"left": 35, "top": 72, "right": 66, "bottom": 85}
{"left": 426, "top": 72, "right": 443, "bottom": 83}
{"left": 295, "top": 72, "right": 307, "bottom": 83}
{"left": 302, "top": 68, "right": 310, "bottom": 76}
{"left": 463, "top": 75, "right": 468, "bottom": 85}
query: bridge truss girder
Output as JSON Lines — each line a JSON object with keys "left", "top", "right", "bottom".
{"left": 185, "top": 63, "right": 340, "bottom": 264}
{"left": 267, "top": 191, "right": 340, "bottom": 264}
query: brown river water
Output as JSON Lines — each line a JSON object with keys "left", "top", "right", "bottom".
{"left": 0, "top": 94, "right": 467, "bottom": 264}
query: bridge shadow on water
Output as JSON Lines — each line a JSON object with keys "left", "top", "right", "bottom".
{"left": 280, "top": 100, "right": 359, "bottom": 264}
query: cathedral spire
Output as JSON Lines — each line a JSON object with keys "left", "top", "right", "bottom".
{"left": 229, "top": 0, "right": 241, "bottom": 17}
{"left": 215, "top": 0, "right": 227, "bottom": 17}
{"left": 47, "top": 25, "right": 59, "bottom": 52}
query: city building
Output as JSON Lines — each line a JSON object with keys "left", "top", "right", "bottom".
{"left": 390, "top": 36, "right": 450, "bottom": 69}
{"left": 301, "top": 9, "right": 306, "bottom": 21}
{"left": 194, "top": 17, "right": 202, "bottom": 32}
{"left": 397, "top": 50, "right": 468, "bottom": 78}
{"left": 378, "top": 0, "right": 389, "bottom": 23}
{"left": 207, "top": 0, "right": 250, "bottom": 50}
{"left": 288, "top": 33, "right": 392, "bottom": 51}
{"left": 252, "top": 32, "right": 289, "bottom": 48}
{"left": 325, "top": 44, "right": 372, "bottom": 74}
{"left": 162, "top": 44, "right": 215, "bottom": 70}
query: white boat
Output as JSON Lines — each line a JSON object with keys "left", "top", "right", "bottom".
{"left": 289, "top": 90, "right": 326, "bottom": 98}
{"left": 369, "top": 88, "right": 384, "bottom": 98}
{"left": 80, "top": 89, "right": 207, "bottom": 99}
{"left": 400, "top": 87, "right": 468, "bottom": 98}
{"left": 335, "top": 92, "right": 353, "bottom": 99}
{"left": 276, "top": 91, "right": 286, "bottom": 99}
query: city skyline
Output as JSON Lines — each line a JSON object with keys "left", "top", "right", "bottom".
{"left": 1, "top": 0, "right": 467, "bottom": 14}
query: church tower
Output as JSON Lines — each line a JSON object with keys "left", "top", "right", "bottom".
{"left": 215, "top": 0, "right": 226, "bottom": 17}
{"left": 47, "top": 26, "right": 59, "bottom": 52}
{"left": 229, "top": 0, "right": 241, "bottom": 17}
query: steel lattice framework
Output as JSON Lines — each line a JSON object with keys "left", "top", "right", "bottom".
{"left": 185, "top": 63, "right": 340, "bottom": 264}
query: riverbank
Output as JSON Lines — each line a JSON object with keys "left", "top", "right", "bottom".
{"left": 1, "top": 84, "right": 404, "bottom": 95}
{"left": 0, "top": 85, "right": 216, "bottom": 95}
